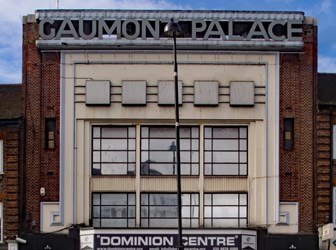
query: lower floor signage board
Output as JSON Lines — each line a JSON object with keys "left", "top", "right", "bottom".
{"left": 80, "top": 229, "right": 257, "bottom": 250}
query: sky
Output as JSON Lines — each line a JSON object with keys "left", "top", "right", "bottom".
{"left": 0, "top": 0, "right": 335, "bottom": 84}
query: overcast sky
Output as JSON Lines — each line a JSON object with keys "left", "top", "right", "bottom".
{"left": 0, "top": 0, "right": 335, "bottom": 84}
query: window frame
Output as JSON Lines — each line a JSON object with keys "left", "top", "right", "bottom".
{"left": 140, "top": 125, "right": 200, "bottom": 176}
{"left": 91, "top": 192, "right": 136, "bottom": 228}
{"left": 203, "top": 193, "right": 248, "bottom": 228}
{"left": 204, "top": 126, "right": 248, "bottom": 176}
{"left": 91, "top": 125, "right": 136, "bottom": 176}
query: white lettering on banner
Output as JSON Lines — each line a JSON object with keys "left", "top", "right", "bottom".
{"left": 98, "top": 235, "right": 237, "bottom": 247}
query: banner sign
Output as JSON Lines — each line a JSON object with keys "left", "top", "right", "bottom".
{"left": 80, "top": 230, "right": 257, "bottom": 250}
{"left": 38, "top": 17, "right": 302, "bottom": 42}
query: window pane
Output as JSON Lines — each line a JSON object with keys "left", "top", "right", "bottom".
{"left": 92, "top": 192, "right": 135, "bottom": 229}
{"left": 204, "top": 126, "right": 247, "bottom": 176}
{"left": 141, "top": 126, "right": 199, "bottom": 176}
{"left": 213, "top": 194, "right": 238, "bottom": 205}
{"left": 92, "top": 126, "right": 135, "bottom": 176}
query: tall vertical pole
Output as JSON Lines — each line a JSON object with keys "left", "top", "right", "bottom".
{"left": 173, "top": 33, "right": 183, "bottom": 250}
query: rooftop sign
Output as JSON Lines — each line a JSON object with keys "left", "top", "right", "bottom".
{"left": 39, "top": 17, "right": 302, "bottom": 42}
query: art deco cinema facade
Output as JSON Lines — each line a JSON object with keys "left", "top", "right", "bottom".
{"left": 22, "top": 10, "right": 318, "bottom": 250}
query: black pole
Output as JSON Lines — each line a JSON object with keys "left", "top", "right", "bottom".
{"left": 173, "top": 33, "right": 183, "bottom": 250}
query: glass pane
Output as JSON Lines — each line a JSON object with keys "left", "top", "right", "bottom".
{"left": 93, "top": 219, "right": 100, "bottom": 227}
{"left": 150, "top": 218, "right": 177, "bottom": 227}
{"left": 93, "top": 127, "right": 101, "bottom": 138}
{"left": 141, "top": 127, "right": 149, "bottom": 137}
{"left": 192, "top": 127, "right": 199, "bottom": 138}
{"left": 92, "top": 194, "right": 100, "bottom": 205}
{"left": 191, "top": 218, "right": 199, "bottom": 227}
{"left": 141, "top": 219, "right": 149, "bottom": 227}
{"left": 212, "top": 164, "right": 239, "bottom": 175}
{"left": 180, "top": 127, "right": 191, "bottom": 138}
{"left": 129, "top": 139, "right": 135, "bottom": 150}
{"left": 141, "top": 206, "right": 148, "bottom": 217}
{"left": 204, "top": 139, "right": 212, "bottom": 151}
{"left": 149, "top": 127, "right": 175, "bottom": 138}
{"left": 240, "top": 164, "right": 247, "bottom": 175}
{"left": 213, "top": 194, "right": 238, "bottom": 205}
{"left": 149, "top": 194, "right": 177, "bottom": 205}
{"left": 240, "top": 194, "right": 247, "bottom": 205}
{"left": 141, "top": 194, "right": 148, "bottom": 205}
{"left": 101, "top": 194, "right": 127, "bottom": 205}
{"left": 101, "top": 139, "right": 127, "bottom": 150}
{"left": 204, "top": 152, "right": 212, "bottom": 162}
{"left": 101, "top": 164, "right": 127, "bottom": 175}
{"left": 192, "top": 139, "right": 199, "bottom": 150}
{"left": 240, "top": 140, "right": 247, "bottom": 150}
{"left": 212, "top": 152, "right": 238, "bottom": 163}
{"left": 92, "top": 206, "right": 100, "bottom": 217}
{"left": 128, "top": 207, "right": 136, "bottom": 217}
{"left": 128, "top": 151, "right": 136, "bottom": 162}
{"left": 191, "top": 207, "right": 199, "bottom": 217}
{"left": 182, "top": 219, "right": 191, "bottom": 227}
{"left": 204, "top": 127, "right": 212, "bottom": 138}
{"left": 149, "top": 206, "right": 177, "bottom": 217}
{"left": 150, "top": 139, "right": 174, "bottom": 150}
{"left": 213, "top": 219, "right": 238, "bottom": 227}
{"left": 192, "top": 164, "right": 199, "bottom": 175}
{"left": 141, "top": 139, "right": 148, "bottom": 150}
{"left": 204, "top": 164, "right": 212, "bottom": 175}
{"left": 182, "top": 194, "right": 191, "bottom": 205}
{"left": 204, "top": 207, "right": 212, "bottom": 217}
{"left": 128, "top": 127, "right": 135, "bottom": 138}
{"left": 212, "top": 207, "right": 238, "bottom": 217}
{"left": 128, "top": 194, "right": 135, "bottom": 205}
{"left": 212, "top": 140, "right": 238, "bottom": 150}
{"left": 102, "top": 127, "right": 127, "bottom": 138}
{"left": 204, "top": 194, "right": 212, "bottom": 205}
{"left": 128, "top": 219, "right": 135, "bottom": 227}
{"left": 204, "top": 219, "right": 212, "bottom": 227}
{"left": 149, "top": 151, "right": 172, "bottom": 162}
{"left": 181, "top": 164, "right": 191, "bottom": 175}
{"left": 240, "top": 127, "right": 247, "bottom": 138}
{"left": 93, "top": 139, "right": 101, "bottom": 150}
{"left": 180, "top": 139, "right": 191, "bottom": 150}
{"left": 240, "top": 207, "right": 247, "bottom": 217}
{"left": 101, "top": 151, "right": 127, "bottom": 162}
{"left": 191, "top": 194, "right": 199, "bottom": 205}
{"left": 93, "top": 152, "right": 100, "bottom": 162}
{"left": 101, "top": 219, "right": 126, "bottom": 227}
{"left": 213, "top": 128, "right": 238, "bottom": 138}
{"left": 240, "top": 219, "right": 247, "bottom": 227}
{"left": 240, "top": 152, "right": 247, "bottom": 162}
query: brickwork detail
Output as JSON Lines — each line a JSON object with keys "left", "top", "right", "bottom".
{"left": 279, "top": 23, "right": 318, "bottom": 232}
{"left": 23, "top": 20, "right": 60, "bottom": 232}
{"left": 0, "top": 128, "right": 20, "bottom": 238}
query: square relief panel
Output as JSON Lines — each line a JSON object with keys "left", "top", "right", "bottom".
{"left": 86, "top": 80, "right": 111, "bottom": 106}
{"left": 230, "top": 81, "right": 255, "bottom": 106}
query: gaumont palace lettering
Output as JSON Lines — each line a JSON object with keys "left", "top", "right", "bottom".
{"left": 39, "top": 17, "right": 302, "bottom": 41}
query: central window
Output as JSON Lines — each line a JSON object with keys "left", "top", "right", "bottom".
{"left": 141, "top": 126, "right": 199, "bottom": 175}
{"left": 91, "top": 125, "right": 247, "bottom": 176}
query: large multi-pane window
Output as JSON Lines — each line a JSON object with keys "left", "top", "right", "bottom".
{"left": 141, "top": 126, "right": 199, "bottom": 175}
{"left": 204, "top": 193, "right": 247, "bottom": 228}
{"left": 204, "top": 126, "right": 247, "bottom": 175}
{"left": 141, "top": 193, "right": 199, "bottom": 228}
{"left": 92, "top": 126, "right": 136, "bottom": 175}
{"left": 92, "top": 193, "right": 135, "bottom": 228}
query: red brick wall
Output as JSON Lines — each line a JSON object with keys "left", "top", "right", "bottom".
{"left": 22, "top": 18, "right": 60, "bottom": 232}
{"left": 0, "top": 128, "right": 20, "bottom": 238}
{"left": 279, "top": 22, "right": 318, "bottom": 232}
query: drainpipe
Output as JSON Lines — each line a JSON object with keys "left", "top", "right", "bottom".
{"left": 330, "top": 109, "right": 334, "bottom": 224}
